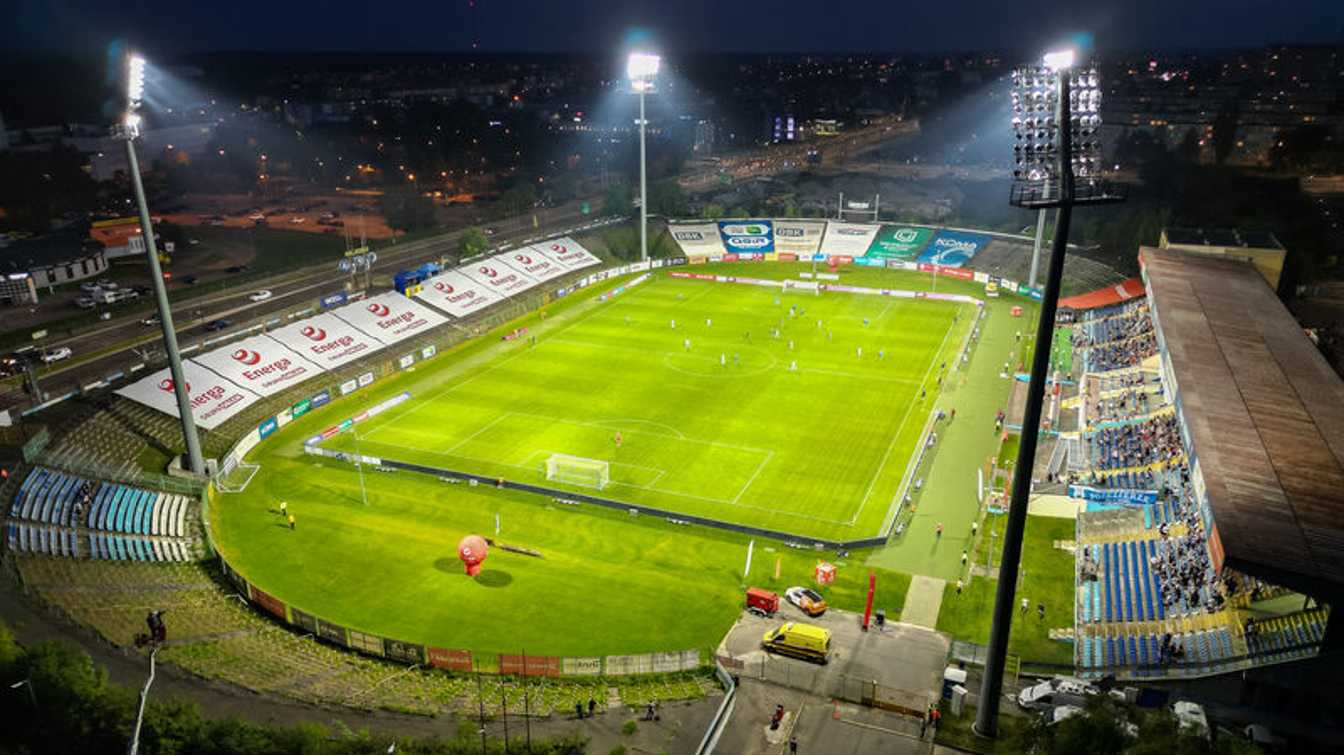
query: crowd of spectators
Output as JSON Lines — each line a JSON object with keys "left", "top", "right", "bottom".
{"left": 1074, "top": 301, "right": 1159, "bottom": 372}
{"left": 1089, "top": 414, "right": 1184, "bottom": 471}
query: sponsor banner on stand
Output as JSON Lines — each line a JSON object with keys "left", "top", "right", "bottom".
{"left": 115, "top": 360, "right": 260, "bottom": 430}
{"left": 332, "top": 291, "right": 448, "bottom": 345}
{"left": 498, "top": 248, "right": 568, "bottom": 283}
{"left": 1067, "top": 485, "right": 1159, "bottom": 505}
{"left": 414, "top": 269, "right": 503, "bottom": 318}
{"left": 819, "top": 222, "right": 880, "bottom": 258}
{"left": 319, "top": 291, "right": 348, "bottom": 309}
{"left": 383, "top": 639, "right": 427, "bottom": 664}
{"left": 258, "top": 417, "right": 278, "bottom": 439}
{"left": 530, "top": 236, "right": 602, "bottom": 270}
{"left": 462, "top": 257, "right": 540, "bottom": 296}
{"left": 399, "top": 353, "right": 415, "bottom": 369}
{"left": 918, "top": 230, "right": 992, "bottom": 267}
{"left": 267, "top": 311, "right": 388, "bottom": 369}
{"left": 772, "top": 220, "right": 826, "bottom": 256}
{"left": 668, "top": 222, "right": 728, "bottom": 257}
{"left": 428, "top": 647, "right": 473, "bottom": 671}
{"left": 866, "top": 225, "right": 933, "bottom": 259}
{"left": 562, "top": 656, "right": 603, "bottom": 676}
{"left": 717, "top": 220, "right": 774, "bottom": 254}
{"left": 192, "top": 334, "right": 324, "bottom": 398}
{"left": 340, "top": 378, "right": 358, "bottom": 395}
{"left": 500, "top": 654, "right": 561, "bottom": 677}
{"left": 248, "top": 584, "right": 288, "bottom": 621}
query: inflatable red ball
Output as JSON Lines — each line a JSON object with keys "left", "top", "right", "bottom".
{"left": 458, "top": 535, "right": 488, "bottom": 577}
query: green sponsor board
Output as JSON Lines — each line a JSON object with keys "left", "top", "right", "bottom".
{"left": 866, "top": 226, "right": 933, "bottom": 258}
{"left": 292, "top": 398, "right": 311, "bottom": 418}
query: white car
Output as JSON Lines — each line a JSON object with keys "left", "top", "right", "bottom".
{"left": 248, "top": 290, "right": 272, "bottom": 302}
{"left": 96, "top": 278, "right": 118, "bottom": 289}
{"left": 41, "top": 346, "right": 73, "bottom": 364}
{"left": 79, "top": 282, "right": 101, "bottom": 294}
{"left": 74, "top": 297, "right": 96, "bottom": 309}
{"left": 784, "top": 586, "right": 828, "bottom": 616}
{"left": 289, "top": 216, "right": 306, "bottom": 224}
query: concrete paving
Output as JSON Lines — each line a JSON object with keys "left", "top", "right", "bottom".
{"left": 714, "top": 608, "right": 951, "bottom": 754}
{"left": 901, "top": 575, "right": 947, "bottom": 629}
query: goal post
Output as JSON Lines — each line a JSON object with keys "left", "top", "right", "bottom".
{"left": 545, "top": 454, "right": 611, "bottom": 490}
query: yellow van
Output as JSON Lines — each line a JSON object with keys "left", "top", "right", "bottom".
{"left": 762, "top": 622, "right": 831, "bottom": 664}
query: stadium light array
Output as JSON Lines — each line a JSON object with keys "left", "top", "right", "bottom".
{"left": 627, "top": 51, "right": 661, "bottom": 262}
{"left": 977, "top": 47, "right": 1124, "bottom": 740}
{"left": 115, "top": 51, "right": 207, "bottom": 477}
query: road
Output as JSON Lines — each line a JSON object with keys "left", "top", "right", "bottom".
{"left": 19, "top": 202, "right": 606, "bottom": 407}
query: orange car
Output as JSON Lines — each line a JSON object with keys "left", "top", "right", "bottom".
{"left": 785, "top": 586, "right": 828, "bottom": 617}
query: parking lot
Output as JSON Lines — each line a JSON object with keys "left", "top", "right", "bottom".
{"left": 714, "top": 607, "right": 952, "bottom": 755}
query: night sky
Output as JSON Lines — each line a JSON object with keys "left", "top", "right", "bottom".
{"left": 3, "top": 0, "right": 1342, "bottom": 57}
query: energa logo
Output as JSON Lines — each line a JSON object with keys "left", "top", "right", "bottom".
{"left": 158, "top": 378, "right": 190, "bottom": 393}
{"left": 300, "top": 325, "right": 327, "bottom": 341}
{"left": 434, "top": 281, "right": 454, "bottom": 293}
{"left": 231, "top": 349, "right": 262, "bottom": 366}
{"left": 367, "top": 302, "right": 392, "bottom": 316}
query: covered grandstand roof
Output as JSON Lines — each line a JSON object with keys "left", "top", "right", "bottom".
{"left": 1140, "top": 247, "right": 1344, "bottom": 596}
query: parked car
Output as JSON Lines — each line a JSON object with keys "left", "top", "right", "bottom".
{"left": 289, "top": 216, "right": 306, "bottom": 224}
{"left": 248, "top": 289, "right": 272, "bottom": 302}
{"left": 74, "top": 297, "right": 96, "bottom": 309}
{"left": 248, "top": 213, "right": 265, "bottom": 221}
{"left": 1017, "top": 677, "right": 1116, "bottom": 712}
{"left": 141, "top": 315, "right": 161, "bottom": 327}
{"left": 95, "top": 278, "right": 118, "bottom": 289}
{"left": 785, "top": 586, "right": 828, "bottom": 617}
{"left": 182, "top": 275, "right": 198, "bottom": 285}
{"left": 761, "top": 622, "right": 830, "bottom": 664}
{"left": 41, "top": 346, "right": 73, "bottom": 364}
{"left": 204, "top": 319, "right": 231, "bottom": 332}
{"left": 79, "top": 282, "right": 101, "bottom": 294}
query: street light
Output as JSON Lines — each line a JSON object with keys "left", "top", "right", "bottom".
{"left": 975, "top": 48, "right": 1123, "bottom": 739}
{"left": 627, "top": 52, "right": 661, "bottom": 262}
{"left": 117, "top": 53, "right": 206, "bottom": 475}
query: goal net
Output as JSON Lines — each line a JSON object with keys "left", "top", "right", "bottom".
{"left": 545, "top": 454, "right": 610, "bottom": 490}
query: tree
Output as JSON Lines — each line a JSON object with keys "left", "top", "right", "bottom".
{"left": 701, "top": 203, "right": 726, "bottom": 220}
{"left": 458, "top": 226, "right": 489, "bottom": 259}
{"left": 604, "top": 183, "right": 634, "bottom": 216}
{"left": 649, "top": 180, "right": 689, "bottom": 218}
{"left": 380, "top": 189, "right": 437, "bottom": 234}
{"left": 497, "top": 181, "right": 538, "bottom": 218}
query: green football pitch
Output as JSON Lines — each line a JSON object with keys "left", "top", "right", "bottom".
{"left": 322, "top": 273, "right": 973, "bottom": 541}
{"left": 213, "top": 262, "right": 1036, "bottom": 656}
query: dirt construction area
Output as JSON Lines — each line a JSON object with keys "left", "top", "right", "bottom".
{"left": 161, "top": 191, "right": 395, "bottom": 238}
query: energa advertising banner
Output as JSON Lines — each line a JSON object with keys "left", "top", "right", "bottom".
{"left": 332, "top": 291, "right": 449, "bottom": 345}
{"left": 529, "top": 237, "right": 601, "bottom": 270}
{"left": 115, "top": 360, "right": 260, "bottom": 430}
{"left": 918, "top": 230, "right": 993, "bottom": 267}
{"left": 414, "top": 269, "right": 503, "bottom": 318}
{"left": 717, "top": 220, "right": 774, "bottom": 254}
{"left": 267, "top": 312, "right": 388, "bottom": 371}
{"left": 495, "top": 249, "right": 569, "bottom": 283}
{"left": 772, "top": 220, "right": 826, "bottom": 257}
{"left": 866, "top": 226, "right": 933, "bottom": 259}
{"left": 462, "top": 257, "right": 540, "bottom": 296}
{"left": 191, "top": 334, "right": 324, "bottom": 398}
{"left": 819, "top": 222, "right": 880, "bottom": 258}
{"left": 668, "top": 223, "right": 726, "bottom": 257}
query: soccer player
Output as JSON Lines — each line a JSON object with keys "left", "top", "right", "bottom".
{"left": 720, "top": 353, "right": 726, "bottom": 367}
{"left": 790, "top": 360, "right": 797, "bottom": 371}
{"left": 788, "top": 340, "right": 794, "bottom": 351}
{"left": 684, "top": 338, "right": 691, "bottom": 351}
{"left": 287, "top": 514, "right": 296, "bottom": 530}
{"left": 670, "top": 319, "right": 676, "bottom": 329}
{"left": 856, "top": 346, "right": 862, "bottom": 358}
{"left": 278, "top": 501, "right": 287, "bottom": 516}
{"left": 863, "top": 317, "right": 870, "bottom": 327}
{"left": 706, "top": 317, "right": 712, "bottom": 327}
{"left": 733, "top": 353, "right": 740, "bottom": 365}
{"left": 879, "top": 348, "right": 885, "bottom": 360}
{"left": 614, "top": 431, "right": 623, "bottom": 447}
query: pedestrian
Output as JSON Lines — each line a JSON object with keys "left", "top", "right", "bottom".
{"left": 575, "top": 701, "right": 584, "bottom": 719}
{"left": 1021, "top": 597, "right": 1029, "bottom": 615}
{"left": 1037, "top": 602, "right": 1046, "bottom": 620}
{"left": 287, "top": 514, "right": 296, "bottom": 530}
{"left": 961, "top": 550, "right": 968, "bottom": 565}
{"left": 789, "top": 734, "right": 798, "bottom": 754}
{"left": 645, "top": 701, "right": 656, "bottom": 721}
{"left": 971, "top": 520, "right": 978, "bottom": 536}
{"left": 930, "top": 707, "right": 941, "bottom": 732}
{"left": 955, "top": 578, "right": 963, "bottom": 595}
{"left": 922, "top": 704, "right": 933, "bottom": 738}
{"left": 589, "top": 697, "right": 597, "bottom": 717}
{"left": 278, "top": 501, "right": 287, "bottom": 516}
{"left": 935, "top": 522, "right": 943, "bottom": 538}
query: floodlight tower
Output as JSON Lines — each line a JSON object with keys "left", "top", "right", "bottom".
{"left": 974, "top": 48, "right": 1123, "bottom": 738}
{"left": 627, "top": 52, "right": 660, "bottom": 262}
{"left": 116, "top": 53, "right": 206, "bottom": 475}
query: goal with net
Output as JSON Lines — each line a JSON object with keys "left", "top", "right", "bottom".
{"left": 545, "top": 454, "right": 610, "bottom": 490}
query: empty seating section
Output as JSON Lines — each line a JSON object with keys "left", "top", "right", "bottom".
{"left": 1068, "top": 295, "right": 1328, "bottom": 679}
{"left": 5, "top": 467, "right": 194, "bottom": 563}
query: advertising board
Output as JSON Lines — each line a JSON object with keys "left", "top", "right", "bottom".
{"left": 866, "top": 226, "right": 933, "bottom": 259}
{"left": 918, "top": 230, "right": 993, "bottom": 267}
{"left": 819, "top": 222, "right": 880, "bottom": 258}
{"left": 414, "top": 269, "right": 503, "bottom": 318}
{"left": 191, "top": 334, "right": 324, "bottom": 398}
{"left": 772, "top": 220, "right": 825, "bottom": 256}
{"left": 331, "top": 291, "right": 448, "bottom": 346}
{"left": 114, "top": 360, "right": 260, "bottom": 430}
{"left": 717, "top": 220, "right": 775, "bottom": 254}
{"left": 267, "top": 311, "right": 388, "bottom": 370}
{"left": 668, "top": 223, "right": 727, "bottom": 257}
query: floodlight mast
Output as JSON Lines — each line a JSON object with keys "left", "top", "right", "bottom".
{"left": 975, "top": 48, "right": 1122, "bottom": 739}
{"left": 118, "top": 53, "right": 206, "bottom": 476}
{"left": 627, "top": 52, "right": 660, "bottom": 262}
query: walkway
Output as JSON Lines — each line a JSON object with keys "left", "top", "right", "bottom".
{"left": 901, "top": 575, "right": 946, "bottom": 629}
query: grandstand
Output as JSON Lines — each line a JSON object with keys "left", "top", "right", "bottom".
{"left": 1059, "top": 247, "right": 1341, "bottom": 680}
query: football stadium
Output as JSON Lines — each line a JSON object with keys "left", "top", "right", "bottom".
{"left": 7, "top": 213, "right": 1343, "bottom": 744}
